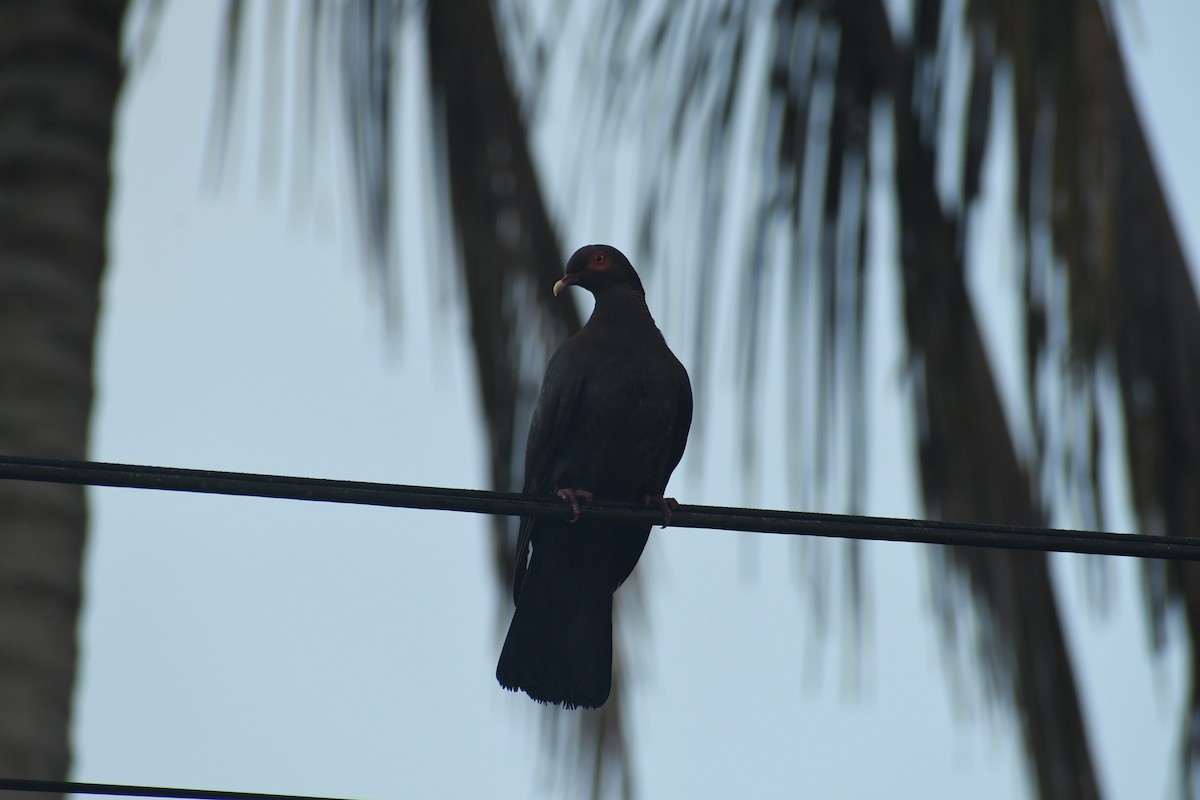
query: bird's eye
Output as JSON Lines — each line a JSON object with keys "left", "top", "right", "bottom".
{"left": 593, "top": 252, "right": 606, "bottom": 265}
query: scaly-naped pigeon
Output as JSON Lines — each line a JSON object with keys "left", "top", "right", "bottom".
{"left": 496, "top": 244, "right": 692, "bottom": 708}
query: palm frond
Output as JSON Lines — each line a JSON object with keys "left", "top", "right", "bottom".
{"left": 338, "top": 0, "right": 396, "bottom": 274}
{"left": 206, "top": 0, "right": 640, "bottom": 795}
{"left": 425, "top": 1, "right": 638, "bottom": 791}
{"left": 206, "top": 0, "right": 397, "bottom": 296}
{"left": 843, "top": 4, "right": 1100, "bottom": 796}
{"left": 205, "top": 0, "right": 248, "bottom": 189}
{"left": 988, "top": 0, "right": 1200, "bottom": 782}
{"left": 572, "top": 0, "right": 1200, "bottom": 796}
{"left": 122, "top": 0, "right": 168, "bottom": 68}
{"left": 204, "top": 0, "right": 1200, "bottom": 796}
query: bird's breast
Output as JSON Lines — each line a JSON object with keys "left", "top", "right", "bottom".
{"left": 561, "top": 346, "right": 683, "bottom": 495}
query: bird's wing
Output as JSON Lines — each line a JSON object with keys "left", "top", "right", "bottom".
{"left": 513, "top": 347, "right": 587, "bottom": 602}
{"left": 663, "top": 366, "right": 694, "bottom": 485}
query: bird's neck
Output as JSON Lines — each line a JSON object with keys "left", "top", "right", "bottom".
{"left": 587, "top": 285, "right": 655, "bottom": 330}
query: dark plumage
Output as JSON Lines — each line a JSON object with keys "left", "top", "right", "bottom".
{"left": 496, "top": 244, "right": 693, "bottom": 709}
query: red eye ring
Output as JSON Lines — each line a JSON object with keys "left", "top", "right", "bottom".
{"left": 593, "top": 252, "right": 606, "bottom": 265}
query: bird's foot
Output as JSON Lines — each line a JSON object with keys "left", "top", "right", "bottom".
{"left": 556, "top": 488, "right": 594, "bottom": 522}
{"left": 642, "top": 495, "right": 680, "bottom": 528}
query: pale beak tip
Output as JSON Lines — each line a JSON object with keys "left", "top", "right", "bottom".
{"left": 553, "top": 279, "right": 566, "bottom": 297}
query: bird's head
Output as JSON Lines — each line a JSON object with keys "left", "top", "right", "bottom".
{"left": 554, "top": 244, "right": 646, "bottom": 298}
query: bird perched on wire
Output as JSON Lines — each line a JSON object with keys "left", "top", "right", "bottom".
{"left": 496, "top": 243, "right": 693, "bottom": 709}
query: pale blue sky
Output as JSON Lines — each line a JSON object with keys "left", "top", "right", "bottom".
{"left": 70, "top": 2, "right": 1199, "bottom": 798}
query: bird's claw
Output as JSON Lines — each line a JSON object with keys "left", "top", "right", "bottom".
{"left": 643, "top": 495, "right": 679, "bottom": 528}
{"left": 556, "top": 488, "right": 594, "bottom": 522}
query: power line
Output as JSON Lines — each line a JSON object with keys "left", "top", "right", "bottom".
{"left": 0, "top": 777, "right": 360, "bottom": 800}
{"left": 0, "top": 454, "right": 1193, "bottom": 561}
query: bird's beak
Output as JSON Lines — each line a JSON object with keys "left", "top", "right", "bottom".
{"left": 553, "top": 273, "right": 580, "bottom": 296}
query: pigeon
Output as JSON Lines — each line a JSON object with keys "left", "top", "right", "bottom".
{"left": 496, "top": 244, "right": 693, "bottom": 709}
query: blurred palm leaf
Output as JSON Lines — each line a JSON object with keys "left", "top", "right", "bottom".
{"left": 201, "top": 0, "right": 1200, "bottom": 798}
{"left": 572, "top": 0, "right": 1198, "bottom": 796}
{"left": 204, "top": 0, "right": 636, "bottom": 794}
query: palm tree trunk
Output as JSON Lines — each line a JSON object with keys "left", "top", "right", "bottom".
{"left": 0, "top": 1, "right": 126, "bottom": 795}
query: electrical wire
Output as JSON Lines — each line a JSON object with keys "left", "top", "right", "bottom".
{"left": 0, "top": 777, "right": 360, "bottom": 800}
{"left": 0, "top": 454, "right": 1193, "bottom": 560}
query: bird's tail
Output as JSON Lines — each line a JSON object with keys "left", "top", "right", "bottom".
{"left": 496, "top": 562, "right": 613, "bottom": 709}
